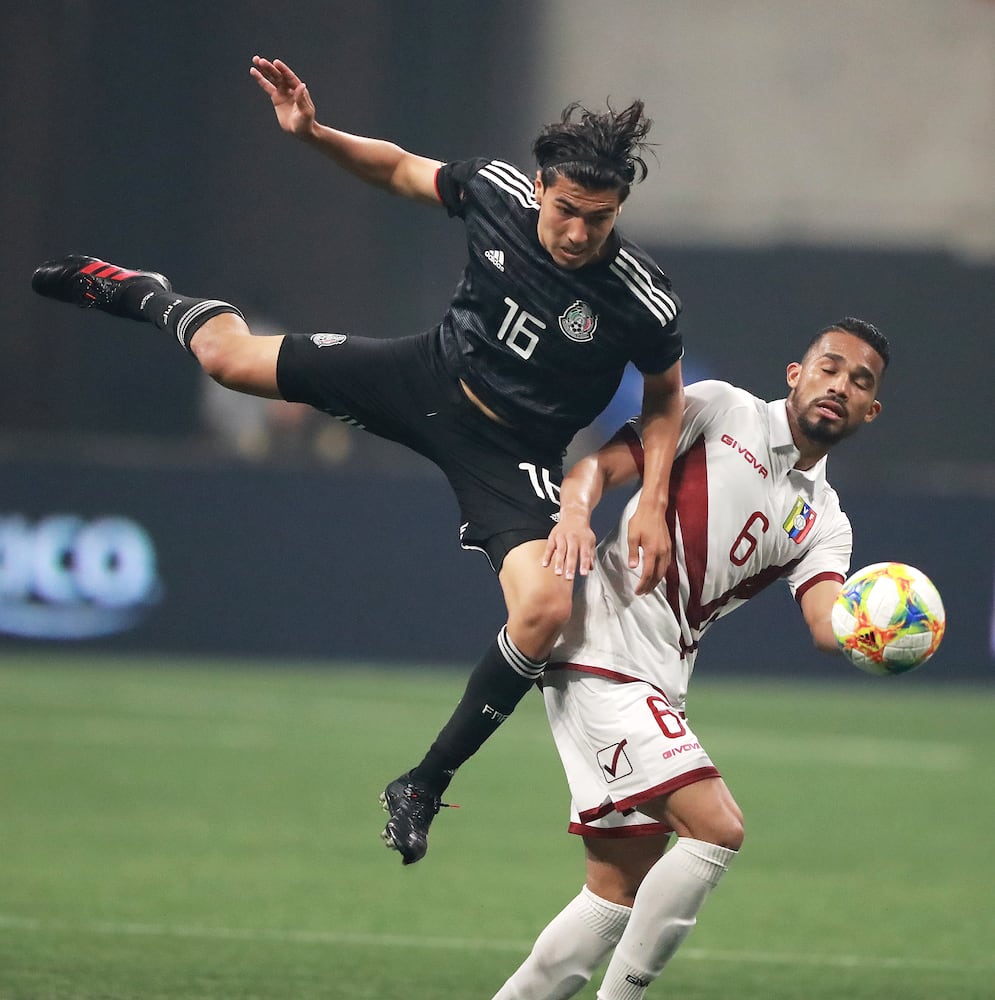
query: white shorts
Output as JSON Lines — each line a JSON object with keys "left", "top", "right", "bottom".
{"left": 542, "top": 667, "right": 721, "bottom": 839}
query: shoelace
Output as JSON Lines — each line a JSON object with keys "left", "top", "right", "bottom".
{"left": 400, "top": 784, "right": 460, "bottom": 817}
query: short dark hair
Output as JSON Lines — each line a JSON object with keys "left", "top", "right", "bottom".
{"left": 532, "top": 99, "right": 653, "bottom": 203}
{"left": 809, "top": 316, "right": 891, "bottom": 370}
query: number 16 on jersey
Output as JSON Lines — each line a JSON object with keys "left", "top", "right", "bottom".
{"left": 498, "top": 297, "right": 545, "bottom": 360}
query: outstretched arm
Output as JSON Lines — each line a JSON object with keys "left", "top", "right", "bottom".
{"left": 250, "top": 56, "right": 444, "bottom": 205}
{"left": 625, "top": 360, "right": 684, "bottom": 595}
{"left": 799, "top": 579, "right": 845, "bottom": 653}
{"left": 543, "top": 429, "right": 643, "bottom": 581}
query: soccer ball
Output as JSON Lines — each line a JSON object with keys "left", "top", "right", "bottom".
{"left": 831, "top": 562, "right": 946, "bottom": 675}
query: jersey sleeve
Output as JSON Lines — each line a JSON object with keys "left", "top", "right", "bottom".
{"left": 668, "top": 381, "right": 759, "bottom": 459}
{"left": 435, "top": 158, "right": 490, "bottom": 218}
{"left": 677, "top": 381, "right": 731, "bottom": 446}
{"left": 787, "top": 506, "right": 852, "bottom": 603}
{"left": 613, "top": 382, "right": 744, "bottom": 474}
{"left": 621, "top": 266, "right": 683, "bottom": 375}
{"left": 630, "top": 327, "right": 683, "bottom": 375}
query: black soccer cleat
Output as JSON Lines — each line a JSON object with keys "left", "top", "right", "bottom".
{"left": 31, "top": 254, "right": 171, "bottom": 317}
{"left": 380, "top": 773, "right": 455, "bottom": 865}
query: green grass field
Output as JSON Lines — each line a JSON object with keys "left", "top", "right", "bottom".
{"left": 1, "top": 653, "right": 992, "bottom": 1000}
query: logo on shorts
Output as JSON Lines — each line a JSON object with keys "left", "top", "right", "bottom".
{"left": 558, "top": 300, "right": 598, "bottom": 342}
{"left": 310, "top": 333, "right": 347, "bottom": 348}
{"left": 597, "top": 740, "right": 633, "bottom": 781}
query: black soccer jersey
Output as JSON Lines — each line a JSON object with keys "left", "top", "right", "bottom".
{"left": 434, "top": 157, "right": 683, "bottom": 453}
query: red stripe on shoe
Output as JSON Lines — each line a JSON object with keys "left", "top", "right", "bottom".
{"left": 80, "top": 260, "right": 137, "bottom": 281}
{"left": 97, "top": 265, "right": 137, "bottom": 280}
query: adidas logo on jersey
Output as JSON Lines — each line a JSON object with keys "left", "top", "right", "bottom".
{"left": 484, "top": 249, "right": 505, "bottom": 271}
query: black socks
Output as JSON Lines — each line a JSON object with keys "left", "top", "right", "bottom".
{"left": 138, "top": 289, "right": 244, "bottom": 353}
{"left": 410, "top": 626, "right": 546, "bottom": 794}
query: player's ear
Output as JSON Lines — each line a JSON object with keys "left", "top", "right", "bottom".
{"left": 534, "top": 171, "right": 544, "bottom": 201}
{"left": 863, "top": 399, "right": 882, "bottom": 424}
{"left": 785, "top": 361, "right": 801, "bottom": 388}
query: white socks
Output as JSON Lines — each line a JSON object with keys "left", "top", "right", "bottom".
{"left": 596, "top": 838, "right": 737, "bottom": 1000}
{"left": 492, "top": 838, "right": 737, "bottom": 1000}
{"left": 492, "top": 885, "right": 631, "bottom": 1000}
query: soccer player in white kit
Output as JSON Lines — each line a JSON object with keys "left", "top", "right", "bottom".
{"left": 491, "top": 318, "right": 889, "bottom": 1000}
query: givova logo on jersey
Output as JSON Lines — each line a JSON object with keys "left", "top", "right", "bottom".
{"left": 558, "top": 300, "right": 598, "bottom": 342}
{"left": 0, "top": 513, "right": 161, "bottom": 639}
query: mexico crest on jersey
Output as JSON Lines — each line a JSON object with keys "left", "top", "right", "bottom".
{"left": 783, "top": 496, "right": 817, "bottom": 543}
{"left": 558, "top": 300, "right": 598, "bottom": 342}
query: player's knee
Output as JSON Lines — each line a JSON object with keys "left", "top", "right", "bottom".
{"left": 190, "top": 316, "right": 253, "bottom": 385}
{"left": 513, "top": 589, "right": 573, "bottom": 640}
{"left": 675, "top": 794, "right": 745, "bottom": 851}
{"left": 542, "top": 591, "right": 574, "bottom": 632}
{"left": 699, "top": 810, "right": 745, "bottom": 851}
{"left": 716, "top": 813, "right": 745, "bottom": 851}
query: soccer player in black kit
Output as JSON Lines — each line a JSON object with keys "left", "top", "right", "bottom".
{"left": 31, "top": 56, "right": 685, "bottom": 865}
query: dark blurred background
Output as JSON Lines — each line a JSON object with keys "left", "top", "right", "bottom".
{"left": 2, "top": 1, "right": 992, "bottom": 680}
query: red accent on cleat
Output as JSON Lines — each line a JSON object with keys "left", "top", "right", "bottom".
{"left": 31, "top": 254, "right": 172, "bottom": 315}
{"left": 80, "top": 260, "right": 139, "bottom": 281}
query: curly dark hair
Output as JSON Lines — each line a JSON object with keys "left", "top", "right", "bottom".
{"left": 809, "top": 317, "right": 891, "bottom": 370}
{"left": 532, "top": 99, "right": 653, "bottom": 203}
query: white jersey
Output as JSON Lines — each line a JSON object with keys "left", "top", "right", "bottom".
{"left": 550, "top": 380, "right": 852, "bottom": 709}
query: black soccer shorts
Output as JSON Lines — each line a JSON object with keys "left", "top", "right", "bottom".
{"left": 276, "top": 329, "right": 563, "bottom": 571}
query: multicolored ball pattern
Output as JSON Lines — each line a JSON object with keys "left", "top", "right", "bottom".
{"left": 831, "top": 562, "right": 946, "bottom": 675}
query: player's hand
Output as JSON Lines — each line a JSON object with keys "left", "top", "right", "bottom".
{"left": 625, "top": 505, "right": 672, "bottom": 595}
{"left": 250, "top": 56, "right": 316, "bottom": 138}
{"left": 542, "top": 513, "right": 596, "bottom": 581}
